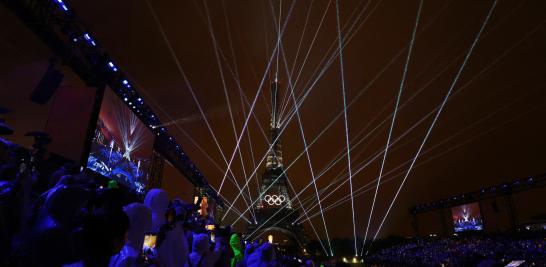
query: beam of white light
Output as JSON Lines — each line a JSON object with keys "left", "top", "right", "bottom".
{"left": 279, "top": 0, "right": 381, "bottom": 122}
{"left": 122, "top": 77, "right": 251, "bottom": 221}
{"left": 202, "top": 0, "right": 258, "bottom": 222}
{"left": 220, "top": 0, "right": 267, "bottom": 198}
{"left": 274, "top": 29, "right": 334, "bottom": 255}
{"left": 363, "top": 0, "right": 423, "bottom": 246}
{"left": 285, "top": 175, "right": 331, "bottom": 256}
{"left": 198, "top": 1, "right": 277, "bottom": 206}
{"left": 287, "top": 65, "right": 334, "bottom": 256}
{"left": 146, "top": 0, "right": 257, "bottom": 216}
{"left": 228, "top": 0, "right": 452, "bottom": 222}
{"left": 229, "top": 39, "right": 426, "bottom": 223}
{"left": 217, "top": 0, "right": 296, "bottom": 194}
{"left": 296, "top": 13, "right": 546, "bottom": 223}
{"left": 302, "top": 92, "right": 543, "bottom": 223}
{"left": 366, "top": 0, "right": 497, "bottom": 255}
{"left": 335, "top": 0, "right": 358, "bottom": 256}
{"left": 226, "top": 5, "right": 333, "bottom": 252}
{"left": 250, "top": 11, "right": 330, "bottom": 244}
{"left": 283, "top": 0, "right": 448, "bottom": 124}
{"left": 207, "top": 186, "right": 251, "bottom": 224}
{"left": 285, "top": 85, "right": 539, "bottom": 226}
{"left": 278, "top": 0, "right": 374, "bottom": 121}
{"left": 112, "top": 101, "right": 148, "bottom": 161}
{"left": 277, "top": 0, "right": 315, "bottom": 122}
{"left": 274, "top": 0, "right": 282, "bottom": 82}
{"left": 297, "top": 20, "right": 545, "bottom": 222}
{"left": 292, "top": 9, "right": 522, "bottom": 223}
{"left": 226, "top": 37, "right": 409, "bottom": 223}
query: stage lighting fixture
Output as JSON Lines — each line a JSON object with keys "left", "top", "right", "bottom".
{"left": 122, "top": 79, "right": 129, "bottom": 85}
{"left": 55, "top": 0, "right": 68, "bottom": 11}
{"left": 83, "top": 33, "right": 96, "bottom": 46}
{"left": 137, "top": 98, "right": 142, "bottom": 101}
{"left": 107, "top": 62, "right": 118, "bottom": 72}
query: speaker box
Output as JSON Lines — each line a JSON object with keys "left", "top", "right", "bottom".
{"left": 29, "top": 64, "right": 64, "bottom": 104}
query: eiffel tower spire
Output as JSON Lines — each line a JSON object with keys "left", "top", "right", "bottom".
{"left": 266, "top": 80, "right": 283, "bottom": 170}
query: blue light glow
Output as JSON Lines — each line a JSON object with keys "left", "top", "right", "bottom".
{"left": 83, "top": 33, "right": 96, "bottom": 46}
{"left": 55, "top": 0, "right": 69, "bottom": 11}
{"left": 108, "top": 62, "right": 118, "bottom": 72}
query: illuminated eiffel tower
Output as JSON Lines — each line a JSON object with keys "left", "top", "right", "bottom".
{"left": 245, "top": 80, "right": 308, "bottom": 249}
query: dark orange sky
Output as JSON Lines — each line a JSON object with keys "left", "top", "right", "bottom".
{"left": 2, "top": 0, "right": 546, "bottom": 242}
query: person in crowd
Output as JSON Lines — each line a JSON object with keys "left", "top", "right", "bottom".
{"left": 156, "top": 199, "right": 190, "bottom": 267}
{"left": 229, "top": 233, "right": 243, "bottom": 267}
{"left": 188, "top": 233, "right": 222, "bottom": 267}
{"left": 109, "top": 202, "right": 152, "bottom": 267}
{"left": 64, "top": 208, "right": 129, "bottom": 267}
{"left": 144, "top": 188, "right": 169, "bottom": 232}
{"left": 213, "top": 225, "right": 233, "bottom": 267}
{"left": 30, "top": 185, "right": 92, "bottom": 266}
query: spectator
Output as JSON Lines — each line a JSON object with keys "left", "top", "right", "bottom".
{"left": 188, "top": 233, "right": 221, "bottom": 267}
{"left": 229, "top": 233, "right": 243, "bottom": 267}
{"left": 110, "top": 202, "right": 152, "bottom": 267}
{"left": 144, "top": 188, "right": 169, "bottom": 232}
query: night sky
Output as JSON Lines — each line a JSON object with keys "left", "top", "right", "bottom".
{"left": 2, "top": 0, "right": 546, "bottom": 241}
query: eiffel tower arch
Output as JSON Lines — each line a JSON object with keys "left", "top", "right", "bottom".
{"left": 244, "top": 81, "right": 308, "bottom": 251}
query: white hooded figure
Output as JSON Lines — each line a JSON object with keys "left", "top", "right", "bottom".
{"left": 109, "top": 203, "right": 152, "bottom": 267}
{"left": 156, "top": 199, "right": 189, "bottom": 267}
{"left": 144, "top": 188, "right": 169, "bottom": 232}
{"left": 187, "top": 233, "right": 221, "bottom": 267}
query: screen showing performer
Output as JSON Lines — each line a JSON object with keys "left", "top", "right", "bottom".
{"left": 86, "top": 88, "right": 154, "bottom": 194}
{"left": 451, "top": 202, "right": 484, "bottom": 232}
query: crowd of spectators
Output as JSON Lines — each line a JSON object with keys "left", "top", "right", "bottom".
{"left": 366, "top": 233, "right": 546, "bottom": 266}
{"left": 3, "top": 122, "right": 546, "bottom": 267}
{"left": 0, "top": 136, "right": 324, "bottom": 267}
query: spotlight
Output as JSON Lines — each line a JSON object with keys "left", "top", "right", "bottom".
{"left": 124, "top": 97, "right": 128, "bottom": 102}
{"left": 83, "top": 33, "right": 96, "bottom": 46}
{"left": 55, "top": 0, "right": 68, "bottom": 11}
{"left": 122, "top": 79, "right": 129, "bottom": 85}
{"left": 107, "top": 61, "right": 118, "bottom": 72}
{"left": 137, "top": 98, "right": 142, "bottom": 102}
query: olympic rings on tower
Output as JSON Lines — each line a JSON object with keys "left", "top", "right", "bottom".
{"left": 263, "top": 194, "right": 286, "bottom": 205}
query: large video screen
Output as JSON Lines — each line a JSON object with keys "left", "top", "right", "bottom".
{"left": 86, "top": 88, "right": 154, "bottom": 194}
{"left": 451, "top": 202, "right": 484, "bottom": 232}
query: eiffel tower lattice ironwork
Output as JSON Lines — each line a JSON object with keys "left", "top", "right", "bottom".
{"left": 245, "top": 80, "right": 308, "bottom": 248}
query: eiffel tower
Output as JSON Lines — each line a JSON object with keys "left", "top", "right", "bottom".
{"left": 245, "top": 80, "right": 308, "bottom": 249}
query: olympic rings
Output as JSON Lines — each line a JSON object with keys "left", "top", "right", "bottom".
{"left": 264, "top": 194, "right": 286, "bottom": 205}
